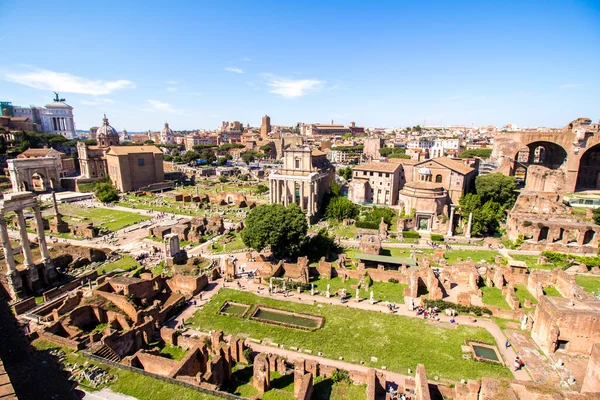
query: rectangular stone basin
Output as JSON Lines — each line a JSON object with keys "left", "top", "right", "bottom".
{"left": 250, "top": 306, "right": 324, "bottom": 330}
{"left": 470, "top": 342, "right": 503, "bottom": 364}
{"left": 219, "top": 302, "right": 250, "bottom": 317}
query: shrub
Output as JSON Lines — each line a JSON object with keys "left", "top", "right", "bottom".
{"left": 430, "top": 233, "right": 444, "bottom": 242}
{"left": 388, "top": 278, "right": 399, "bottom": 284}
{"left": 242, "top": 347, "right": 254, "bottom": 363}
{"left": 402, "top": 230, "right": 420, "bottom": 239}
{"left": 355, "top": 221, "right": 379, "bottom": 230}
{"left": 331, "top": 369, "right": 351, "bottom": 383}
{"left": 423, "top": 299, "right": 492, "bottom": 316}
{"left": 522, "top": 220, "right": 532, "bottom": 227}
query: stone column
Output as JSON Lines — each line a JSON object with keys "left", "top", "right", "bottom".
{"left": 308, "top": 181, "right": 315, "bottom": 216}
{"left": 283, "top": 180, "right": 289, "bottom": 206}
{"left": 465, "top": 212, "right": 473, "bottom": 239}
{"left": 269, "top": 180, "right": 274, "bottom": 203}
{"left": 275, "top": 180, "right": 280, "bottom": 204}
{"left": 16, "top": 210, "right": 34, "bottom": 268}
{"left": 33, "top": 205, "right": 50, "bottom": 262}
{"left": 299, "top": 181, "right": 305, "bottom": 211}
{"left": 0, "top": 215, "right": 16, "bottom": 272}
{"left": 447, "top": 205, "right": 455, "bottom": 237}
{"left": 290, "top": 181, "right": 296, "bottom": 205}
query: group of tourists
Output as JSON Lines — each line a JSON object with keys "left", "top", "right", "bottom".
{"left": 514, "top": 356, "right": 525, "bottom": 371}
{"left": 415, "top": 306, "right": 440, "bottom": 320}
{"left": 386, "top": 302, "right": 398, "bottom": 313}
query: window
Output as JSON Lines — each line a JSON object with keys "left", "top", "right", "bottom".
{"left": 435, "top": 174, "right": 442, "bottom": 183}
{"left": 138, "top": 158, "right": 145, "bottom": 166}
{"left": 378, "top": 172, "right": 382, "bottom": 177}
{"left": 295, "top": 158, "right": 300, "bottom": 169}
{"left": 370, "top": 172, "right": 373, "bottom": 176}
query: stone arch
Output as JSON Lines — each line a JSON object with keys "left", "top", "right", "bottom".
{"left": 583, "top": 230, "right": 594, "bottom": 245}
{"left": 553, "top": 228, "right": 565, "bottom": 243}
{"left": 512, "top": 141, "right": 568, "bottom": 187}
{"left": 31, "top": 172, "right": 47, "bottom": 191}
{"left": 576, "top": 143, "right": 600, "bottom": 191}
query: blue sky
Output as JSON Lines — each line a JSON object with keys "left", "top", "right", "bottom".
{"left": 1, "top": 0, "right": 599, "bottom": 131}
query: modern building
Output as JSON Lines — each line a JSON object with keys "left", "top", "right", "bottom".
{"left": 268, "top": 146, "right": 334, "bottom": 222}
{"left": 348, "top": 162, "right": 401, "bottom": 206}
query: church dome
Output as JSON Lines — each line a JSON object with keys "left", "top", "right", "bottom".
{"left": 96, "top": 114, "right": 118, "bottom": 137}
{"left": 418, "top": 167, "right": 432, "bottom": 175}
{"left": 161, "top": 122, "right": 173, "bottom": 136}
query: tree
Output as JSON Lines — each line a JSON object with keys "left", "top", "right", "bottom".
{"left": 182, "top": 151, "right": 200, "bottom": 165}
{"left": 302, "top": 228, "right": 337, "bottom": 262}
{"left": 330, "top": 181, "right": 342, "bottom": 197}
{"left": 241, "top": 152, "right": 255, "bottom": 164}
{"left": 325, "top": 196, "right": 358, "bottom": 221}
{"left": 0, "top": 136, "right": 7, "bottom": 154}
{"left": 241, "top": 204, "right": 307, "bottom": 258}
{"left": 338, "top": 166, "right": 353, "bottom": 180}
{"left": 95, "top": 181, "right": 119, "bottom": 203}
{"left": 144, "top": 140, "right": 155, "bottom": 145}
{"left": 217, "top": 157, "right": 228, "bottom": 166}
{"left": 475, "top": 173, "right": 516, "bottom": 208}
{"left": 361, "top": 206, "right": 396, "bottom": 226}
{"left": 259, "top": 144, "right": 271, "bottom": 154}
{"left": 458, "top": 148, "right": 492, "bottom": 159}
{"left": 255, "top": 184, "right": 269, "bottom": 194}
{"left": 593, "top": 208, "right": 600, "bottom": 225}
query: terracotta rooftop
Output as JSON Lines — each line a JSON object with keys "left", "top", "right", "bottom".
{"left": 107, "top": 146, "right": 163, "bottom": 155}
{"left": 418, "top": 157, "right": 474, "bottom": 175}
{"left": 404, "top": 181, "right": 445, "bottom": 190}
{"left": 353, "top": 162, "right": 401, "bottom": 173}
{"left": 17, "top": 147, "right": 56, "bottom": 158}
{"left": 311, "top": 149, "right": 326, "bottom": 156}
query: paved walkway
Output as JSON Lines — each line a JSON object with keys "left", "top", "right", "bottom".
{"left": 172, "top": 276, "right": 532, "bottom": 384}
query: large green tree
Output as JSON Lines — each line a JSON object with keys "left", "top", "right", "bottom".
{"left": 459, "top": 173, "right": 517, "bottom": 236}
{"left": 241, "top": 204, "right": 307, "bottom": 258}
{"left": 325, "top": 196, "right": 358, "bottom": 221}
{"left": 95, "top": 181, "right": 119, "bottom": 203}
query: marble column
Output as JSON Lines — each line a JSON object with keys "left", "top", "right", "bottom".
{"left": 33, "top": 205, "right": 50, "bottom": 262}
{"left": 283, "top": 180, "right": 289, "bottom": 206}
{"left": 290, "top": 181, "right": 296, "bottom": 205}
{"left": 275, "top": 180, "right": 280, "bottom": 204}
{"left": 465, "top": 212, "right": 473, "bottom": 239}
{"left": 16, "top": 210, "right": 34, "bottom": 268}
{"left": 269, "top": 180, "right": 274, "bottom": 203}
{"left": 308, "top": 181, "right": 314, "bottom": 216}
{"left": 447, "top": 205, "right": 455, "bottom": 237}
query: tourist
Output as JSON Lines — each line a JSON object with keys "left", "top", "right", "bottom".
{"left": 514, "top": 357, "right": 521, "bottom": 371}
{"left": 505, "top": 340, "right": 510, "bottom": 349}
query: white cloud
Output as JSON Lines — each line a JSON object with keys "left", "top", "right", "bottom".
{"left": 560, "top": 83, "right": 582, "bottom": 89}
{"left": 167, "top": 87, "right": 177, "bottom": 93}
{"left": 262, "top": 74, "right": 325, "bottom": 98}
{"left": 225, "top": 67, "right": 244, "bottom": 74}
{"left": 166, "top": 80, "right": 177, "bottom": 84}
{"left": 4, "top": 67, "right": 135, "bottom": 95}
{"left": 145, "top": 99, "right": 181, "bottom": 114}
{"left": 81, "top": 98, "right": 115, "bottom": 106}
{"left": 243, "top": 57, "right": 251, "bottom": 62}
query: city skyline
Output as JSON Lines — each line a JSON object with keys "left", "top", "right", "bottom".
{"left": 1, "top": 0, "right": 599, "bottom": 131}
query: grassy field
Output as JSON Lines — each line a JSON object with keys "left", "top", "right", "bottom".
{"left": 98, "top": 255, "right": 139, "bottom": 275}
{"left": 310, "top": 276, "right": 408, "bottom": 304}
{"left": 58, "top": 204, "right": 151, "bottom": 232}
{"left": 33, "top": 340, "right": 220, "bottom": 400}
{"left": 159, "top": 343, "right": 188, "bottom": 361}
{"left": 510, "top": 255, "right": 557, "bottom": 270}
{"left": 514, "top": 285, "right": 537, "bottom": 308}
{"left": 480, "top": 287, "right": 511, "bottom": 310}
{"left": 543, "top": 286, "right": 562, "bottom": 297}
{"left": 188, "top": 289, "right": 510, "bottom": 381}
{"left": 575, "top": 275, "right": 600, "bottom": 295}
{"left": 445, "top": 249, "right": 499, "bottom": 265}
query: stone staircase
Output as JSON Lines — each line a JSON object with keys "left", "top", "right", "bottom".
{"left": 92, "top": 343, "right": 121, "bottom": 362}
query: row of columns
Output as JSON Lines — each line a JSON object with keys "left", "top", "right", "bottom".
{"left": 1, "top": 204, "right": 52, "bottom": 299}
{"left": 52, "top": 117, "right": 71, "bottom": 132}
{"left": 269, "top": 179, "right": 317, "bottom": 216}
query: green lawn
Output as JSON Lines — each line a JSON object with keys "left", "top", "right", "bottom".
{"left": 310, "top": 276, "right": 407, "bottom": 304}
{"left": 98, "top": 255, "right": 139, "bottom": 275}
{"left": 189, "top": 289, "right": 510, "bottom": 381}
{"left": 480, "top": 287, "right": 511, "bottom": 310}
{"left": 58, "top": 204, "right": 151, "bottom": 232}
{"left": 510, "top": 255, "right": 557, "bottom": 270}
{"left": 33, "top": 340, "right": 220, "bottom": 400}
{"left": 543, "top": 286, "right": 562, "bottom": 297}
{"left": 159, "top": 344, "right": 188, "bottom": 361}
{"left": 445, "top": 250, "right": 500, "bottom": 265}
{"left": 514, "top": 285, "right": 537, "bottom": 308}
{"left": 575, "top": 275, "right": 600, "bottom": 295}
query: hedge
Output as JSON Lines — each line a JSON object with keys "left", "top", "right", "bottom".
{"left": 402, "top": 230, "right": 420, "bottom": 239}
{"left": 355, "top": 221, "right": 379, "bottom": 230}
{"left": 430, "top": 233, "right": 444, "bottom": 242}
{"left": 422, "top": 299, "right": 492, "bottom": 317}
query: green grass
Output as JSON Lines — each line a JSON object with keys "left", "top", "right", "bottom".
{"left": 35, "top": 296, "right": 44, "bottom": 305}
{"left": 159, "top": 344, "right": 188, "bottom": 361}
{"left": 543, "top": 286, "right": 562, "bottom": 297}
{"left": 510, "top": 255, "right": 557, "bottom": 270}
{"left": 480, "top": 287, "right": 511, "bottom": 310}
{"left": 98, "top": 255, "right": 140, "bottom": 275}
{"left": 575, "top": 275, "right": 600, "bottom": 295}
{"left": 514, "top": 285, "right": 537, "bottom": 307}
{"left": 33, "top": 340, "right": 220, "bottom": 400}
{"left": 59, "top": 204, "right": 151, "bottom": 232}
{"left": 311, "top": 276, "right": 407, "bottom": 303}
{"left": 491, "top": 318, "right": 520, "bottom": 331}
{"left": 189, "top": 289, "right": 510, "bottom": 381}
{"left": 444, "top": 250, "right": 500, "bottom": 265}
